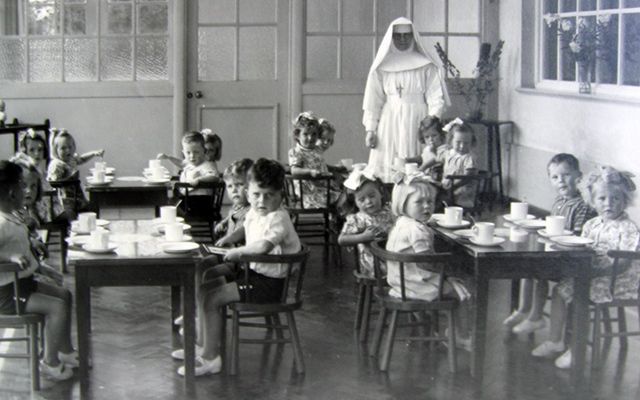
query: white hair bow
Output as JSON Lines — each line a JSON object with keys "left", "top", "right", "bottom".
{"left": 343, "top": 167, "right": 377, "bottom": 191}
{"left": 391, "top": 170, "right": 430, "bottom": 185}
{"left": 442, "top": 117, "right": 464, "bottom": 132}
{"left": 200, "top": 128, "right": 213, "bottom": 136}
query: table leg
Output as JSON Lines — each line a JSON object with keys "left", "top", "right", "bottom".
{"left": 571, "top": 266, "right": 590, "bottom": 395}
{"left": 182, "top": 271, "right": 196, "bottom": 388}
{"left": 471, "top": 267, "right": 489, "bottom": 383}
{"left": 75, "top": 266, "right": 91, "bottom": 391}
{"left": 171, "top": 285, "right": 180, "bottom": 347}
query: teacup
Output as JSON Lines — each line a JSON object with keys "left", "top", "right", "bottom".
{"left": 160, "top": 206, "right": 177, "bottom": 223}
{"left": 151, "top": 167, "right": 166, "bottom": 180}
{"left": 340, "top": 158, "right": 353, "bottom": 170}
{"left": 510, "top": 202, "right": 528, "bottom": 220}
{"left": 92, "top": 170, "right": 106, "bottom": 183}
{"left": 165, "top": 223, "right": 183, "bottom": 242}
{"left": 94, "top": 161, "right": 106, "bottom": 172}
{"left": 78, "top": 212, "right": 97, "bottom": 232}
{"left": 472, "top": 222, "right": 495, "bottom": 244}
{"left": 545, "top": 216, "right": 566, "bottom": 236}
{"left": 90, "top": 229, "right": 109, "bottom": 250}
{"left": 510, "top": 227, "right": 528, "bottom": 243}
{"left": 444, "top": 206, "right": 463, "bottom": 226}
{"left": 149, "top": 159, "right": 162, "bottom": 169}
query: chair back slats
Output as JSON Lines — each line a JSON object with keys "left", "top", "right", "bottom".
{"left": 607, "top": 250, "right": 640, "bottom": 297}
{"left": 0, "top": 262, "right": 23, "bottom": 315}
{"left": 48, "top": 179, "right": 82, "bottom": 214}
{"left": 174, "top": 180, "right": 225, "bottom": 221}
{"left": 285, "top": 175, "right": 333, "bottom": 211}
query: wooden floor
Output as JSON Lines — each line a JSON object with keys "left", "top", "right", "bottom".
{"left": 2, "top": 209, "right": 640, "bottom": 400}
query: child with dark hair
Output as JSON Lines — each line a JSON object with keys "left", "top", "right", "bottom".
{"left": 201, "top": 128, "right": 223, "bottom": 166}
{"left": 175, "top": 158, "right": 301, "bottom": 376}
{"left": 214, "top": 158, "right": 253, "bottom": 244}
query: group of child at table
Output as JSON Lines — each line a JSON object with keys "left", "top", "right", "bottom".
{"left": 0, "top": 110, "right": 638, "bottom": 381}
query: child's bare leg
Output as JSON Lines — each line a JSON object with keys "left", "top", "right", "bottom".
{"left": 25, "top": 292, "right": 70, "bottom": 365}
{"left": 456, "top": 300, "right": 470, "bottom": 339}
{"left": 528, "top": 280, "right": 549, "bottom": 321}
{"left": 549, "top": 287, "right": 567, "bottom": 343}
{"left": 35, "top": 282, "right": 74, "bottom": 353}
{"left": 503, "top": 279, "right": 532, "bottom": 326}
{"left": 200, "top": 282, "right": 240, "bottom": 361}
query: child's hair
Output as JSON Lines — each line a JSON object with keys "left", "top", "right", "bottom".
{"left": 418, "top": 117, "right": 445, "bottom": 144}
{"left": 50, "top": 129, "right": 76, "bottom": 160}
{"left": 341, "top": 178, "right": 385, "bottom": 216}
{"left": 445, "top": 119, "right": 477, "bottom": 148}
{"left": 248, "top": 158, "right": 285, "bottom": 191}
{"left": 18, "top": 129, "right": 48, "bottom": 154}
{"left": 201, "top": 128, "right": 223, "bottom": 161}
{"left": 223, "top": 158, "right": 254, "bottom": 181}
{"left": 391, "top": 180, "right": 437, "bottom": 217}
{"left": 548, "top": 153, "right": 580, "bottom": 173}
{"left": 0, "top": 160, "right": 23, "bottom": 194}
{"left": 11, "top": 158, "right": 42, "bottom": 204}
{"left": 292, "top": 111, "right": 320, "bottom": 139}
{"left": 181, "top": 131, "right": 206, "bottom": 148}
{"left": 581, "top": 166, "right": 636, "bottom": 209}
{"left": 318, "top": 118, "right": 336, "bottom": 136}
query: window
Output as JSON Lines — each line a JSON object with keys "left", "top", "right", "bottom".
{"left": 304, "top": 0, "right": 481, "bottom": 81}
{"left": 0, "top": 0, "right": 169, "bottom": 83}
{"left": 539, "top": 0, "right": 640, "bottom": 91}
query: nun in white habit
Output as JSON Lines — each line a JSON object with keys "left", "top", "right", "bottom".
{"left": 362, "top": 17, "right": 449, "bottom": 183}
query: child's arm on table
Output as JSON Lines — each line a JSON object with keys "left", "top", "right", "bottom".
{"left": 290, "top": 165, "right": 321, "bottom": 176}
{"left": 215, "top": 226, "right": 245, "bottom": 247}
{"left": 77, "top": 149, "right": 105, "bottom": 164}
{"left": 224, "top": 239, "right": 275, "bottom": 262}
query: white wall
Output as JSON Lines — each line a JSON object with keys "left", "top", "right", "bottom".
{"left": 499, "top": 1, "right": 640, "bottom": 221}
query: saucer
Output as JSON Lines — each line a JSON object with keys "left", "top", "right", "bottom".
{"left": 82, "top": 243, "right": 118, "bottom": 253}
{"left": 452, "top": 229, "right": 474, "bottom": 239}
{"left": 430, "top": 213, "right": 445, "bottom": 221}
{"left": 469, "top": 237, "right": 506, "bottom": 247}
{"left": 160, "top": 234, "right": 192, "bottom": 242}
{"left": 90, "top": 167, "right": 116, "bottom": 174}
{"left": 550, "top": 236, "right": 594, "bottom": 247}
{"left": 152, "top": 217, "right": 185, "bottom": 224}
{"left": 514, "top": 219, "right": 546, "bottom": 229}
{"left": 538, "top": 229, "right": 572, "bottom": 238}
{"left": 87, "top": 177, "right": 114, "bottom": 186}
{"left": 156, "top": 223, "right": 191, "bottom": 234}
{"left": 66, "top": 235, "right": 91, "bottom": 246}
{"left": 503, "top": 214, "right": 536, "bottom": 222}
{"left": 161, "top": 242, "right": 200, "bottom": 254}
{"left": 143, "top": 177, "right": 171, "bottom": 184}
{"left": 96, "top": 219, "right": 110, "bottom": 227}
{"left": 436, "top": 220, "right": 471, "bottom": 229}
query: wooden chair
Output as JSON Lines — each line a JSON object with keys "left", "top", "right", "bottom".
{"left": 347, "top": 245, "right": 378, "bottom": 343}
{"left": 40, "top": 189, "right": 69, "bottom": 273}
{"left": 0, "top": 262, "right": 44, "bottom": 391}
{"left": 591, "top": 250, "right": 640, "bottom": 368}
{"left": 48, "top": 178, "right": 85, "bottom": 218}
{"left": 217, "top": 246, "right": 310, "bottom": 375}
{"left": 444, "top": 170, "right": 493, "bottom": 216}
{"left": 368, "top": 241, "right": 459, "bottom": 372}
{"left": 174, "top": 180, "right": 225, "bottom": 244}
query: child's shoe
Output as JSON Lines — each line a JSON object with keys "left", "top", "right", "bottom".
{"left": 512, "top": 318, "right": 547, "bottom": 334}
{"left": 58, "top": 350, "right": 79, "bottom": 368}
{"left": 40, "top": 360, "right": 74, "bottom": 381}
{"left": 502, "top": 311, "right": 527, "bottom": 328}
{"left": 174, "top": 315, "right": 184, "bottom": 326}
{"left": 531, "top": 341, "right": 565, "bottom": 357}
{"left": 555, "top": 349, "right": 572, "bottom": 369}
{"left": 177, "top": 355, "right": 222, "bottom": 376}
{"left": 171, "top": 345, "right": 204, "bottom": 360}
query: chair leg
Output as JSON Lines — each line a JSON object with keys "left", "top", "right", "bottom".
{"left": 602, "top": 307, "right": 613, "bottom": 347}
{"left": 220, "top": 306, "right": 227, "bottom": 361}
{"left": 29, "top": 323, "right": 40, "bottom": 391}
{"left": 230, "top": 310, "right": 240, "bottom": 375}
{"left": 446, "top": 310, "right": 457, "bottom": 373}
{"left": 359, "top": 285, "right": 373, "bottom": 343}
{"left": 273, "top": 314, "right": 285, "bottom": 341}
{"left": 354, "top": 283, "right": 366, "bottom": 333}
{"left": 592, "top": 306, "right": 602, "bottom": 369}
{"left": 286, "top": 312, "right": 305, "bottom": 374}
{"left": 369, "top": 307, "right": 388, "bottom": 359}
{"left": 617, "top": 307, "right": 628, "bottom": 350}
{"left": 379, "top": 310, "right": 399, "bottom": 372}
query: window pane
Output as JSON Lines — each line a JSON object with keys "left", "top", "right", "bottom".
{"left": 600, "top": 0, "right": 619, "bottom": 9}
{"left": 622, "top": 13, "right": 640, "bottom": 85}
{"left": 543, "top": 21, "right": 558, "bottom": 79}
{"left": 377, "top": 0, "right": 408, "bottom": 33}
{"left": 64, "top": 4, "right": 87, "bottom": 35}
{"left": 29, "top": 38, "right": 62, "bottom": 82}
{"left": 0, "top": 38, "right": 25, "bottom": 82}
{"left": 104, "top": 3, "right": 132, "bottom": 34}
{"left": 306, "top": 0, "right": 338, "bottom": 32}
{"left": 560, "top": 0, "right": 577, "bottom": 12}
{"left": 199, "top": 0, "right": 236, "bottom": 24}
{"left": 28, "top": 3, "right": 60, "bottom": 35}
{"left": 544, "top": 0, "right": 558, "bottom": 13}
{"left": 198, "top": 27, "right": 235, "bottom": 81}
{"left": 447, "top": 36, "right": 480, "bottom": 78}
{"left": 560, "top": 49, "right": 576, "bottom": 81}
{"left": 65, "top": 38, "right": 97, "bottom": 81}
{"left": 343, "top": 0, "right": 374, "bottom": 33}
{"left": 624, "top": 0, "right": 640, "bottom": 7}
{"left": 138, "top": 3, "right": 168, "bottom": 34}
{"left": 239, "top": 0, "right": 277, "bottom": 23}
{"left": 414, "top": 0, "right": 445, "bottom": 32}
{"left": 597, "top": 14, "right": 618, "bottom": 84}
{"left": 579, "top": 0, "right": 596, "bottom": 11}
{"left": 239, "top": 27, "right": 276, "bottom": 80}
{"left": 341, "top": 36, "right": 374, "bottom": 79}
{"left": 100, "top": 38, "right": 133, "bottom": 80}
{"left": 449, "top": 0, "right": 479, "bottom": 33}
{"left": 306, "top": 36, "right": 337, "bottom": 80}
{"left": 419, "top": 35, "right": 444, "bottom": 59}
{"left": 136, "top": 36, "right": 168, "bottom": 80}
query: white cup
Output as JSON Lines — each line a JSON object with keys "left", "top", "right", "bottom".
{"left": 404, "top": 163, "right": 419, "bottom": 175}
{"left": 510, "top": 202, "right": 529, "bottom": 220}
{"left": 510, "top": 227, "right": 528, "bottom": 243}
{"left": 444, "top": 206, "right": 463, "bottom": 225}
{"left": 160, "top": 206, "right": 177, "bottom": 223}
{"left": 151, "top": 167, "right": 165, "bottom": 180}
{"left": 472, "top": 222, "right": 495, "bottom": 244}
{"left": 149, "top": 159, "right": 161, "bottom": 169}
{"left": 165, "top": 223, "right": 183, "bottom": 242}
{"left": 340, "top": 158, "right": 353, "bottom": 169}
{"left": 545, "top": 215, "right": 566, "bottom": 236}
{"left": 92, "top": 169, "right": 106, "bottom": 183}
{"left": 78, "top": 212, "right": 97, "bottom": 232}
{"left": 90, "top": 229, "right": 109, "bottom": 250}
{"left": 94, "top": 161, "right": 106, "bottom": 172}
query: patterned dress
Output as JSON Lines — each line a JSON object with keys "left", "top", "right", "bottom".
{"left": 556, "top": 213, "right": 640, "bottom": 304}
{"left": 288, "top": 144, "right": 337, "bottom": 209}
{"left": 437, "top": 149, "right": 477, "bottom": 209}
{"left": 46, "top": 157, "right": 88, "bottom": 214}
{"left": 341, "top": 205, "right": 396, "bottom": 277}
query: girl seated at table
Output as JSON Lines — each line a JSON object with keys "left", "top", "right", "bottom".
{"left": 386, "top": 174, "right": 471, "bottom": 347}
{"left": 16, "top": 128, "right": 48, "bottom": 178}
{"left": 0, "top": 160, "right": 77, "bottom": 381}
{"left": 404, "top": 116, "right": 447, "bottom": 181}
{"left": 532, "top": 166, "right": 639, "bottom": 369}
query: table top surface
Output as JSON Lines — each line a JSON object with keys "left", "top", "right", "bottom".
{"left": 85, "top": 176, "right": 172, "bottom": 192}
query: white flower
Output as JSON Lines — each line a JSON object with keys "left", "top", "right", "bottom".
{"left": 597, "top": 14, "right": 612, "bottom": 25}
{"left": 569, "top": 41, "right": 582, "bottom": 53}
{"left": 543, "top": 13, "right": 560, "bottom": 27}
{"left": 561, "top": 19, "right": 573, "bottom": 32}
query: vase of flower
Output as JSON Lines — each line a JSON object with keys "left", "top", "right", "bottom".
{"left": 577, "top": 61, "right": 592, "bottom": 94}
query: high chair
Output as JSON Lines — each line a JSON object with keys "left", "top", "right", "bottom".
{"left": 368, "top": 241, "right": 459, "bottom": 372}
{"left": 41, "top": 189, "right": 69, "bottom": 273}
{"left": 0, "top": 262, "right": 44, "bottom": 391}
{"left": 444, "top": 170, "right": 493, "bottom": 216}
{"left": 174, "top": 180, "right": 225, "bottom": 244}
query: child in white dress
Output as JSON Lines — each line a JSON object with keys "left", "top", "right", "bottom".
{"left": 405, "top": 115, "right": 447, "bottom": 181}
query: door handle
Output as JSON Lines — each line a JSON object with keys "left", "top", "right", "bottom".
{"left": 186, "top": 92, "right": 193, "bottom": 99}
{"left": 194, "top": 91, "right": 203, "bottom": 99}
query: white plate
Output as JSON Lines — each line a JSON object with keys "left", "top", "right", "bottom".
{"left": 469, "top": 236, "right": 506, "bottom": 247}
{"left": 436, "top": 220, "right": 471, "bottom": 229}
{"left": 430, "top": 213, "right": 445, "bottom": 221}
{"left": 551, "top": 236, "right": 594, "bottom": 247}
{"left": 143, "top": 178, "right": 171, "bottom": 184}
{"left": 452, "top": 229, "right": 474, "bottom": 238}
{"left": 152, "top": 217, "right": 185, "bottom": 224}
{"left": 161, "top": 242, "right": 200, "bottom": 254}
{"left": 96, "top": 219, "right": 110, "bottom": 227}
{"left": 82, "top": 243, "right": 118, "bottom": 253}
{"left": 66, "top": 235, "right": 91, "bottom": 246}
{"left": 160, "top": 234, "right": 192, "bottom": 242}
{"left": 86, "top": 178, "right": 114, "bottom": 186}
{"left": 90, "top": 167, "right": 116, "bottom": 174}
{"left": 205, "top": 246, "right": 229, "bottom": 255}
{"left": 117, "top": 176, "right": 145, "bottom": 182}
{"left": 70, "top": 226, "right": 91, "bottom": 235}
{"left": 538, "top": 229, "right": 573, "bottom": 238}
{"left": 156, "top": 223, "right": 191, "bottom": 234}
{"left": 503, "top": 214, "right": 536, "bottom": 222}
{"left": 515, "top": 219, "right": 546, "bottom": 229}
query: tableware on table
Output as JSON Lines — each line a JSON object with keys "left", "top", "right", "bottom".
{"left": 515, "top": 219, "right": 546, "bottom": 229}
{"left": 452, "top": 229, "right": 474, "bottom": 238}
{"left": 494, "top": 227, "right": 510, "bottom": 237}
{"left": 503, "top": 213, "right": 536, "bottom": 222}
{"left": 96, "top": 219, "right": 110, "bottom": 227}
{"left": 161, "top": 234, "right": 192, "bottom": 242}
{"left": 143, "top": 177, "right": 171, "bottom": 184}
{"left": 340, "top": 158, "right": 353, "bottom": 170}
{"left": 152, "top": 216, "right": 184, "bottom": 224}
{"left": 151, "top": 167, "right": 166, "bottom": 180}
{"left": 510, "top": 202, "right": 529, "bottom": 220}
{"left": 430, "top": 213, "right": 445, "bottom": 222}
{"left": 65, "top": 235, "right": 91, "bottom": 247}
{"left": 436, "top": 219, "right": 471, "bottom": 229}
{"left": 92, "top": 169, "right": 106, "bottom": 183}
{"left": 87, "top": 176, "right": 114, "bottom": 186}
{"left": 161, "top": 242, "right": 200, "bottom": 254}
{"left": 156, "top": 223, "right": 191, "bottom": 234}
{"left": 94, "top": 161, "right": 106, "bottom": 172}
{"left": 160, "top": 206, "right": 177, "bottom": 223}
{"left": 352, "top": 163, "right": 367, "bottom": 171}
{"left": 165, "top": 223, "right": 184, "bottom": 242}
{"left": 77, "top": 212, "right": 97, "bottom": 233}
{"left": 82, "top": 243, "right": 118, "bottom": 254}
{"left": 538, "top": 228, "right": 573, "bottom": 238}
{"left": 509, "top": 227, "right": 528, "bottom": 242}
{"left": 550, "top": 236, "right": 594, "bottom": 247}
{"left": 117, "top": 176, "right": 145, "bottom": 182}
{"left": 90, "top": 167, "right": 115, "bottom": 175}
{"left": 90, "top": 229, "right": 110, "bottom": 250}
{"left": 470, "top": 236, "right": 506, "bottom": 247}
{"left": 149, "top": 159, "right": 162, "bottom": 169}
{"left": 472, "top": 222, "right": 495, "bottom": 245}
{"left": 545, "top": 216, "right": 566, "bottom": 236}
{"left": 444, "top": 206, "right": 463, "bottom": 226}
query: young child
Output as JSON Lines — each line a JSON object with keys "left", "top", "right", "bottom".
{"left": 504, "top": 154, "right": 597, "bottom": 334}
{"left": 213, "top": 158, "right": 253, "bottom": 244}
{"left": 17, "top": 128, "right": 48, "bottom": 177}
{"left": 46, "top": 129, "right": 103, "bottom": 216}
{"left": 316, "top": 118, "right": 336, "bottom": 153}
{"left": 175, "top": 158, "right": 301, "bottom": 376}
{"left": 532, "top": 166, "right": 639, "bottom": 369}
{"left": 386, "top": 176, "right": 471, "bottom": 345}
{"left": 338, "top": 169, "right": 395, "bottom": 277}
{"left": 0, "top": 160, "right": 77, "bottom": 381}
{"left": 201, "top": 128, "right": 223, "bottom": 167}
{"left": 405, "top": 116, "right": 447, "bottom": 180}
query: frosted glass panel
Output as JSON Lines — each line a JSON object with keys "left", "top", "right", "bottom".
{"left": 306, "top": 36, "right": 337, "bottom": 80}
{"left": 105, "top": 3, "right": 132, "bottom": 34}
{"left": 64, "top": 38, "right": 97, "bottom": 82}
{"left": 100, "top": 38, "right": 133, "bottom": 81}
{"left": 0, "top": 39, "right": 25, "bottom": 82}
{"left": 341, "top": 36, "right": 374, "bottom": 79}
{"left": 377, "top": 1, "right": 408, "bottom": 33}
{"left": 306, "top": 0, "right": 338, "bottom": 32}
{"left": 447, "top": 36, "right": 479, "bottom": 78}
{"left": 199, "top": 0, "right": 236, "bottom": 24}
{"left": 29, "top": 39, "right": 62, "bottom": 82}
{"left": 414, "top": 0, "right": 445, "bottom": 32}
{"left": 136, "top": 37, "right": 168, "bottom": 80}
{"left": 28, "top": 4, "right": 60, "bottom": 35}
{"left": 138, "top": 3, "right": 168, "bottom": 34}
{"left": 419, "top": 36, "right": 444, "bottom": 59}
{"left": 199, "top": 27, "right": 235, "bottom": 81}
{"left": 449, "top": 0, "right": 479, "bottom": 33}
{"left": 64, "top": 4, "right": 87, "bottom": 34}
{"left": 343, "top": 0, "right": 374, "bottom": 33}
{"left": 239, "top": 0, "right": 277, "bottom": 23}
{"left": 239, "top": 27, "right": 275, "bottom": 80}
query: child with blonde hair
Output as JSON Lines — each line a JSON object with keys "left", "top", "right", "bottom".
{"left": 405, "top": 116, "right": 447, "bottom": 181}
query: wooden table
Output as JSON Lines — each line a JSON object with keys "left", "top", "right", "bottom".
{"left": 86, "top": 177, "right": 171, "bottom": 217}
{"left": 430, "top": 215, "right": 593, "bottom": 394}
{"left": 67, "top": 219, "right": 198, "bottom": 393}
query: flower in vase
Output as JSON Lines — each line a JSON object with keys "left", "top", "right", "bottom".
{"left": 561, "top": 19, "right": 573, "bottom": 31}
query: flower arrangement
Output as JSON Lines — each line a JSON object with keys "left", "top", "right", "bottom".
{"left": 543, "top": 14, "right": 615, "bottom": 66}
{"left": 435, "top": 41, "right": 504, "bottom": 121}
